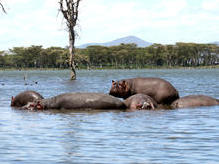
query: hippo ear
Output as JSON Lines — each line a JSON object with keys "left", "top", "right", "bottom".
{"left": 112, "top": 80, "right": 117, "bottom": 86}
{"left": 118, "top": 80, "right": 127, "bottom": 89}
{"left": 121, "top": 80, "right": 126, "bottom": 87}
{"left": 122, "top": 80, "right": 128, "bottom": 89}
{"left": 11, "top": 96, "right": 14, "bottom": 106}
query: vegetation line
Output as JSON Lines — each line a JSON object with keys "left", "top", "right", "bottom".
{"left": 0, "top": 43, "right": 218, "bottom": 69}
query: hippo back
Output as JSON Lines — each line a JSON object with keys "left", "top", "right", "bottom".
{"left": 42, "top": 92, "right": 126, "bottom": 110}
{"left": 171, "top": 95, "right": 219, "bottom": 109}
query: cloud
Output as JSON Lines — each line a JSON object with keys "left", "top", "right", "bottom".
{"left": 0, "top": 0, "right": 219, "bottom": 49}
{"left": 0, "top": 0, "right": 68, "bottom": 49}
{"left": 77, "top": 0, "right": 190, "bottom": 43}
{"left": 202, "top": 0, "right": 219, "bottom": 11}
{"left": 6, "top": 0, "right": 29, "bottom": 4}
{"left": 78, "top": 0, "right": 151, "bottom": 43}
{"left": 78, "top": 0, "right": 219, "bottom": 44}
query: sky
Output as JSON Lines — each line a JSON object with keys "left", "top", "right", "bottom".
{"left": 0, "top": 0, "right": 219, "bottom": 50}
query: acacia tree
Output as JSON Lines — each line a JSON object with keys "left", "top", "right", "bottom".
{"left": 59, "top": 0, "right": 82, "bottom": 80}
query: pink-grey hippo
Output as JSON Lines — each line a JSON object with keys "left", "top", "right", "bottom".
{"left": 171, "top": 95, "right": 219, "bottom": 109}
{"left": 22, "top": 92, "right": 126, "bottom": 110}
{"left": 109, "top": 77, "right": 179, "bottom": 105}
{"left": 124, "top": 94, "right": 158, "bottom": 111}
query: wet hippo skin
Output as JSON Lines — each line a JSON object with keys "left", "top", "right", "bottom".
{"left": 109, "top": 77, "right": 179, "bottom": 105}
{"left": 22, "top": 92, "right": 126, "bottom": 110}
{"left": 124, "top": 94, "right": 158, "bottom": 110}
{"left": 171, "top": 95, "right": 219, "bottom": 109}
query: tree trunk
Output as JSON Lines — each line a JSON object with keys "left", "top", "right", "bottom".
{"left": 59, "top": 0, "right": 81, "bottom": 80}
{"left": 69, "top": 29, "right": 76, "bottom": 80}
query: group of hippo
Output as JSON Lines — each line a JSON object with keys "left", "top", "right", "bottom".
{"left": 11, "top": 77, "right": 219, "bottom": 111}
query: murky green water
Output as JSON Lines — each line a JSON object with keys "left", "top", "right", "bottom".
{"left": 0, "top": 69, "right": 219, "bottom": 163}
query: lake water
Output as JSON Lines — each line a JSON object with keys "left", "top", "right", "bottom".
{"left": 0, "top": 69, "right": 219, "bottom": 163}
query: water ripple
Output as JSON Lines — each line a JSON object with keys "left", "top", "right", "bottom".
{"left": 0, "top": 69, "right": 219, "bottom": 163}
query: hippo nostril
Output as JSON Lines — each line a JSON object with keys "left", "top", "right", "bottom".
{"left": 136, "top": 104, "right": 143, "bottom": 109}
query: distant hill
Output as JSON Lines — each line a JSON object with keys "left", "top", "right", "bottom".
{"left": 211, "top": 41, "right": 219, "bottom": 45}
{"left": 78, "top": 36, "right": 152, "bottom": 48}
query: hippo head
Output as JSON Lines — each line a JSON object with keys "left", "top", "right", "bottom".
{"left": 109, "top": 80, "right": 131, "bottom": 99}
{"left": 21, "top": 101, "right": 44, "bottom": 110}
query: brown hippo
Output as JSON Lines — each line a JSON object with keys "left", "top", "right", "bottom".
{"left": 22, "top": 92, "right": 126, "bottom": 110}
{"left": 109, "top": 77, "right": 179, "bottom": 105}
{"left": 11, "top": 90, "right": 44, "bottom": 107}
{"left": 171, "top": 95, "right": 219, "bottom": 109}
{"left": 124, "top": 94, "right": 158, "bottom": 111}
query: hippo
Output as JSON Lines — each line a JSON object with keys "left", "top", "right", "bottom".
{"left": 109, "top": 77, "right": 179, "bottom": 105}
{"left": 11, "top": 90, "right": 44, "bottom": 107}
{"left": 171, "top": 95, "right": 219, "bottom": 109}
{"left": 124, "top": 94, "right": 158, "bottom": 111}
{"left": 22, "top": 92, "right": 126, "bottom": 110}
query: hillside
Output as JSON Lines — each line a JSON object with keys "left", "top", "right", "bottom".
{"left": 78, "top": 36, "right": 152, "bottom": 48}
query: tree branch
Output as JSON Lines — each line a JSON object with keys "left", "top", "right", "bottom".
{"left": 0, "top": 2, "right": 6, "bottom": 13}
{"left": 75, "top": 0, "right": 81, "bottom": 21}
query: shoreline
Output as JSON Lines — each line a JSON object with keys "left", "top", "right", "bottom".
{"left": 0, "top": 65, "right": 219, "bottom": 71}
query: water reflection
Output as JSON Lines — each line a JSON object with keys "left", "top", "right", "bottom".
{"left": 0, "top": 69, "right": 219, "bottom": 163}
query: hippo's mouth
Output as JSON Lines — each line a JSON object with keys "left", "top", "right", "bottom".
{"left": 136, "top": 102, "right": 155, "bottom": 110}
{"left": 21, "top": 101, "right": 44, "bottom": 110}
{"left": 142, "top": 102, "right": 152, "bottom": 109}
{"left": 21, "top": 102, "right": 35, "bottom": 110}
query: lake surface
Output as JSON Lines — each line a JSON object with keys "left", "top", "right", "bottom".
{"left": 0, "top": 69, "right": 219, "bottom": 163}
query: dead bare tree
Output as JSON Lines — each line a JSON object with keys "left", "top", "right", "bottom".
{"left": 0, "top": 1, "right": 6, "bottom": 13}
{"left": 59, "top": 0, "right": 82, "bottom": 80}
